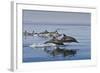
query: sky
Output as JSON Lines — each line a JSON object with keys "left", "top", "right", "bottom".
{"left": 23, "top": 10, "right": 91, "bottom": 25}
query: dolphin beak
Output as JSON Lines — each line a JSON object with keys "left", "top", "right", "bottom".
{"left": 44, "top": 41, "right": 49, "bottom": 44}
{"left": 76, "top": 41, "right": 79, "bottom": 43}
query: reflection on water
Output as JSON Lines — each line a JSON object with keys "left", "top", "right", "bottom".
{"left": 44, "top": 47, "right": 78, "bottom": 57}
{"left": 23, "top": 24, "right": 91, "bottom": 62}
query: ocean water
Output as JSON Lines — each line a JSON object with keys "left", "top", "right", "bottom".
{"left": 23, "top": 23, "right": 91, "bottom": 62}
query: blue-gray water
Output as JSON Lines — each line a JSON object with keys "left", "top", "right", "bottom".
{"left": 23, "top": 23, "right": 91, "bottom": 63}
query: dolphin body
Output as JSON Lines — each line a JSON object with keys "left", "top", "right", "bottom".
{"left": 44, "top": 37, "right": 64, "bottom": 45}
{"left": 61, "top": 34, "right": 79, "bottom": 43}
{"left": 44, "top": 34, "right": 78, "bottom": 45}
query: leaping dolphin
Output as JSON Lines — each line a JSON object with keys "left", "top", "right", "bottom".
{"left": 44, "top": 34, "right": 79, "bottom": 45}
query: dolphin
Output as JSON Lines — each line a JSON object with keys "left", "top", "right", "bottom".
{"left": 61, "top": 34, "right": 79, "bottom": 43}
{"left": 44, "top": 34, "right": 79, "bottom": 45}
{"left": 44, "top": 37, "right": 64, "bottom": 45}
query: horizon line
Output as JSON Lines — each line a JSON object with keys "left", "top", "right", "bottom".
{"left": 23, "top": 22, "right": 91, "bottom": 26}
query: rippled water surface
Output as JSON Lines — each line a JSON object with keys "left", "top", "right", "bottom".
{"left": 23, "top": 24, "right": 91, "bottom": 62}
